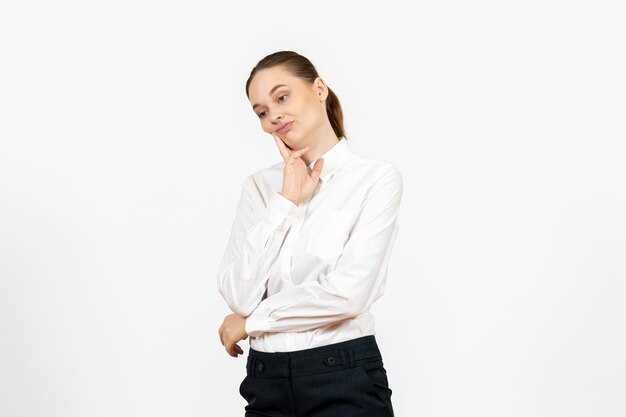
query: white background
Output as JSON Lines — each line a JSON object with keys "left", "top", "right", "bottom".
{"left": 1, "top": 0, "right": 625, "bottom": 416}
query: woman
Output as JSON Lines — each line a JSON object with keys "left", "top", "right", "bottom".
{"left": 217, "top": 50, "right": 402, "bottom": 417}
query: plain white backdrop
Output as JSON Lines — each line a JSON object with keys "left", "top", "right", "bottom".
{"left": 1, "top": 0, "right": 625, "bottom": 416}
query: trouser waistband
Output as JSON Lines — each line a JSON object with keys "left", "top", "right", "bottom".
{"left": 245, "top": 335, "right": 383, "bottom": 378}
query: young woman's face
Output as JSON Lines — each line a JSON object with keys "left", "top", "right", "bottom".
{"left": 248, "top": 65, "right": 327, "bottom": 149}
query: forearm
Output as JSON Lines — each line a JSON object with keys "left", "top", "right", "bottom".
{"left": 217, "top": 189, "right": 305, "bottom": 316}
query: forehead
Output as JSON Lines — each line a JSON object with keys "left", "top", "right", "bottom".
{"left": 249, "top": 66, "right": 306, "bottom": 106}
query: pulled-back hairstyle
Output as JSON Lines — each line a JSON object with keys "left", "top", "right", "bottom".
{"left": 245, "top": 51, "right": 347, "bottom": 140}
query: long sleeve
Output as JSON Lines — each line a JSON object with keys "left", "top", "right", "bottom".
{"left": 245, "top": 165, "right": 403, "bottom": 337}
{"left": 217, "top": 174, "right": 305, "bottom": 317}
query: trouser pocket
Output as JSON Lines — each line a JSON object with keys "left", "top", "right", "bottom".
{"left": 354, "top": 360, "right": 395, "bottom": 416}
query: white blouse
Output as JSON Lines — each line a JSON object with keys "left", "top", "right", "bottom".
{"left": 216, "top": 137, "right": 403, "bottom": 353}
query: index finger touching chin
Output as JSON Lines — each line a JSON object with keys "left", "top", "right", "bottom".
{"left": 272, "top": 134, "right": 291, "bottom": 158}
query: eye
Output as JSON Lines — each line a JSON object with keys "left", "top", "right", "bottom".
{"left": 257, "top": 95, "right": 287, "bottom": 119}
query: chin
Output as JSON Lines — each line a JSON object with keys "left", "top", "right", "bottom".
{"left": 282, "top": 136, "right": 299, "bottom": 150}
{"left": 285, "top": 131, "right": 302, "bottom": 148}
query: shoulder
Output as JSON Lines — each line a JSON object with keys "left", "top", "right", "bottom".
{"left": 347, "top": 152, "right": 403, "bottom": 189}
{"left": 239, "top": 160, "right": 284, "bottom": 195}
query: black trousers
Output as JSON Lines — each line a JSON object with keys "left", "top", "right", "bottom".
{"left": 238, "top": 335, "right": 395, "bottom": 417}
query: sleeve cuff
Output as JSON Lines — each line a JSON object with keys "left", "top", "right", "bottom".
{"left": 245, "top": 310, "right": 271, "bottom": 338}
{"left": 267, "top": 192, "right": 306, "bottom": 228}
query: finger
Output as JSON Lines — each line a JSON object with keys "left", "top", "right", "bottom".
{"left": 218, "top": 326, "right": 224, "bottom": 346}
{"left": 310, "top": 157, "right": 324, "bottom": 182}
{"left": 287, "top": 145, "right": 309, "bottom": 163}
{"left": 272, "top": 133, "right": 290, "bottom": 161}
{"left": 235, "top": 344, "right": 243, "bottom": 354}
{"left": 225, "top": 345, "right": 235, "bottom": 357}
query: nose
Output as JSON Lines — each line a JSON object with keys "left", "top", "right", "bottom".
{"left": 270, "top": 112, "right": 283, "bottom": 123}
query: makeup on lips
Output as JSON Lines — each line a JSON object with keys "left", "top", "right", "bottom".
{"left": 276, "top": 122, "right": 293, "bottom": 133}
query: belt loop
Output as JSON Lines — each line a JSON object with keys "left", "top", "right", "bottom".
{"left": 339, "top": 350, "right": 348, "bottom": 370}
{"left": 348, "top": 348, "right": 356, "bottom": 368}
{"left": 251, "top": 357, "right": 257, "bottom": 377}
{"left": 342, "top": 349, "right": 354, "bottom": 369}
{"left": 286, "top": 353, "right": 292, "bottom": 378}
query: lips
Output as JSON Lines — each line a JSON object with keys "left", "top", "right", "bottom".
{"left": 276, "top": 122, "right": 293, "bottom": 133}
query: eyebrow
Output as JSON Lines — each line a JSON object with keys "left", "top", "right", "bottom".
{"left": 252, "top": 84, "right": 288, "bottom": 110}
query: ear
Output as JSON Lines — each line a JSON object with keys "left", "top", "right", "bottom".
{"left": 313, "top": 76, "right": 329, "bottom": 101}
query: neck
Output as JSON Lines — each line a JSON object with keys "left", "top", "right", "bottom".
{"left": 301, "top": 124, "right": 340, "bottom": 166}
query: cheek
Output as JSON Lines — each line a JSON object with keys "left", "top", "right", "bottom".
{"left": 261, "top": 119, "right": 271, "bottom": 132}
{"left": 301, "top": 104, "right": 323, "bottom": 125}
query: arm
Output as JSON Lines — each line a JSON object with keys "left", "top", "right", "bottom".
{"left": 245, "top": 165, "right": 403, "bottom": 337}
{"left": 216, "top": 174, "right": 305, "bottom": 317}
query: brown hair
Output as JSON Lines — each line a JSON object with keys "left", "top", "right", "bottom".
{"left": 245, "top": 50, "right": 347, "bottom": 140}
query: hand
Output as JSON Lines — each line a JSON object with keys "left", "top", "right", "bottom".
{"left": 273, "top": 132, "right": 324, "bottom": 206}
{"left": 218, "top": 313, "right": 248, "bottom": 358}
